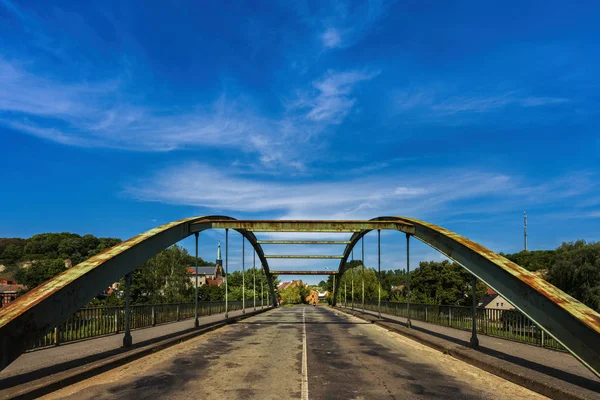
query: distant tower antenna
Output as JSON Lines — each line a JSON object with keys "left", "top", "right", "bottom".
{"left": 524, "top": 211, "right": 528, "bottom": 251}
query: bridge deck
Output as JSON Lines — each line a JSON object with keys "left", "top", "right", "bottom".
{"left": 24, "top": 306, "right": 560, "bottom": 399}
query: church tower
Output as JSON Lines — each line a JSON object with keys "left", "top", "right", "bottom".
{"left": 215, "top": 241, "right": 224, "bottom": 276}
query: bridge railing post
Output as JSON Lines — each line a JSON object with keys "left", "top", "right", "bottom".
{"left": 123, "top": 272, "right": 133, "bottom": 347}
{"left": 470, "top": 275, "right": 480, "bottom": 350}
{"left": 152, "top": 305, "right": 156, "bottom": 326}
{"left": 54, "top": 326, "right": 59, "bottom": 346}
{"left": 242, "top": 236, "right": 245, "bottom": 314}
{"left": 541, "top": 330, "right": 545, "bottom": 348}
{"left": 176, "top": 304, "right": 180, "bottom": 321}
{"left": 114, "top": 308, "right": 119, "bottom": 334}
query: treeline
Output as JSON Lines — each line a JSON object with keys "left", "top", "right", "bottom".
{"left": 122, "top": 246, "right": 276, "bottom": 305}
{"left": 324, "top": 259, "right": 483, "bottom": 307}
{"left": 3, "top": 232, "right": 598, "bottom": 312}
{"left": 0, "top": 233, "right": 123, "bottom": 289}
{"left": 320, "top": 240, "right": 600, "bottom": 312}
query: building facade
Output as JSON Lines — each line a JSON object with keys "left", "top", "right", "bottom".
{"left": 188, "top": 241, "right": 225, "bottom": 287}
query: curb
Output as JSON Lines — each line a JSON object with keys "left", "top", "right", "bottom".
{"left": 333, "top": 307, "right": 593, "bottom": 400}
{"left": 1, "top": 307, "right": 273, "bottom": 400}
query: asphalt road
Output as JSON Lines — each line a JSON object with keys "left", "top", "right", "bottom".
{"left": 43, "top": 305, "right": 547, "bottom": 400}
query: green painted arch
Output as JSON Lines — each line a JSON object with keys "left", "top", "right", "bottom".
{"left": 334, "top": 216, "right": 600, "bottom": 378}
{"left": 0, "top": 215, "right": 276, "bottom": 371}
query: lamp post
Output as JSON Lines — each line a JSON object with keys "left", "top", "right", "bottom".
{"left": 378, "top": 229, "right": 381, "bottom": 319}
{"left": 351, "top": 249, "right": 354, "bottom": 310}
{"left": 362, "top": 236, "right": 365, "bottom": 313}
{"left": 242, "top": 236, "right": 245, "bottom": 314}
{"left": 194, "top": 232, "right": 199, "bottom": 327}
{"left": 225, "top": 229, "right": 229, "bottom": 319}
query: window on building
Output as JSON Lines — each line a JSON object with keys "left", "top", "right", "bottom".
{"left": 496, "top": 302, "right": 499, "bottom": 307}
{"left": 501, "top": 302, "right": 504, "bottom": 306}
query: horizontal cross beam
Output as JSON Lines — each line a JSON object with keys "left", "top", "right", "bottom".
{"left": 191, "top": 219, "right": 415, "bottom": 233}
{"left": 271, "top": 270, "right": 336, "bottom": 275}
{"left": 257, "top": 240, "right": 351, "bottom": 245}
{"left": 265, "top": 255, "right": 343, "bottom": 259}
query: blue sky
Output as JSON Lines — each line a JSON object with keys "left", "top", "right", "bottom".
{"left": 1, "top": 0, "right": 599, "bottom": 284}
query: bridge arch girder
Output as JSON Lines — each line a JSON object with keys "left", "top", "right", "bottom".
{"left": 334, "top": 216, "right": 600, "bottom": 378}
{"left": 0, "top": 215, "right": 276, "bottom": 371}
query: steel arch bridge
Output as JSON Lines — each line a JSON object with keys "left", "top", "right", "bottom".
{"left": 1, "top": 216, "right": 599, "bottom": 378}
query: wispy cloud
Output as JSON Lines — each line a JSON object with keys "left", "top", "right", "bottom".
{"left": 292, "top": 70, "right": 379, "bottom": 124}
{"left": 1, "top": 59, "right": 376, "bottom": 170}
{"left": 127, "top": 162, "right": 598, "bottom": 225}
{"left": 395, "top": 86, "right": 569, "bottom": 116}
{"left": 320, "top": 28, "right": 341, "bottom": 48}
{"left": 127, "top": 162, "right": 513, "bottom": 220}
{"left": 318, "top": 0, "right": 388, "bottom": 50}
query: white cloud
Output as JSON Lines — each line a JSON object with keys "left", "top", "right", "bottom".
{"left": 1, "top": 59, "right": 378, "bottom": 170}
{"left": 126, "top": 162, "right": 520, "bottom": 221}
{"left": 293, "top": 70, "right": 378, "bottom": 124}
{"left": 321, "top": 28, "right": 341, "bottom": 48}
{"left": 127, "top": 163, "right": 598, "bottom": 229}
{"left": 395, "top": 86, "right": 569, "bottom": 116}
{"left": 317, "top": 0, "right": 388, "bottom": 50}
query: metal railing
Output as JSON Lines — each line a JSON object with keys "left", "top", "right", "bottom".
{"left": 351, "top": 300, "right": 564, "bottom": 351}
{"left": 29, "top": 300, "right": 251, "bottom": 350}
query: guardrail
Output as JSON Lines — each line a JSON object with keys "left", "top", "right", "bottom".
{"left": 349, "top": 300, "right": 564, "bottom": 351}
{"left": 30, "top": 300, "right": 257, "bottom": 349}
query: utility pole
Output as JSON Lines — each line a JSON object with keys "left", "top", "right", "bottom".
{"left": 524, "top": 211, "right": 528, "bottom": 251}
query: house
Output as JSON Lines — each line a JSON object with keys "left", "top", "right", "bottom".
{"left": 277, "top": 280, "right": 302, "bottom": 291}
{"left": 188, "top": 241, "right": 224, "bottom": 287}
{"left": 277, "top": 281, "right": 321, "bottom": 304}
{"left": 478, "top": 287, "right": 515, "bottom": 314}
{"left": 0, "top": 278, "right": 27, "bottom": 307}
{"left": 317, "top": 291, "right": 329, "bottom": 301}
{"left": 306, "top": 289, "right": 319, "bottom": 304}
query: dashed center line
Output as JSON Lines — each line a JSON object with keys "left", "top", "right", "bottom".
{"left": 301, "top": 307, "right": 309, "bottom": 400}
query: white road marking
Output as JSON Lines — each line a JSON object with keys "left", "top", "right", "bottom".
{"left": 301, "top": 307, "right": 309, "bottom": 400}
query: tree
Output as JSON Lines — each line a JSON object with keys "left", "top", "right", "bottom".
{"left": 280, "top": 282, "right": 311, "bottom": 304}
{"left": 501, "top": 249, "right": 556, "bottom": 272}
{"left": 405, "top": 260, "right": 487, "bottom": 305}
{"left": 197, "top": 284, "right": 225, "bottom": 301}
{"left": 14, "top": 259, "right": 66, "bottom": 289}
{"left": 546, "top": 241, "right": 600, "bottom": 311}
{"left": 1, "top": 244, "right": 23, "bottom": 263}
{"left": 126, "top": 245, "right": 194, "bottom": 304}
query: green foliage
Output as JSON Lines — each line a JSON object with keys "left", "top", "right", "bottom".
{"left": 407, "top": 260, "right": 487, "bottom": 306}
{"left": 1, "top": 244, "right": 23, "bottom": 263}
{"left": 280, "top": 282, "right": 311, "bottom": 304}
{"left": 501, "top": 249, "right": 556, "bottom": 272}
{"left": 14, "top": 259, "right": 66, "bottom": 289}
{"left": 127, "top": 245, "right": 194, "bottom": 304}
{"left": 197, "top": 284, "right": 225, "bottom": 301}
{"left": 545, "top": 240, "right": 600, "bottom": 311}
{"left": 225, "top": 268, "right": 279, "bottom": 301}
{"left": 0, "top": 233, "right": 122, "bottom": 274}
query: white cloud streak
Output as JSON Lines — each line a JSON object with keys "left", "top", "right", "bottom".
{"left": 126, "top": 163, "right": 598, "bottom": 227}
{"left": 1, "top": 58, "right": 376, "bottom": 170}
{"left": 318, "top": 0, "right": 388, "bottom": 50}
{"left": 127, "top": 162, "right": 518, "bottom": 220}
{"left": 292, "top": 70, "right": 378, "bottom": 124}
{"left": 395, "top": 87, "right": 569, "bottom": 116}
{"left": 320, "top": 28, "right": 341, "bottom": 48}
